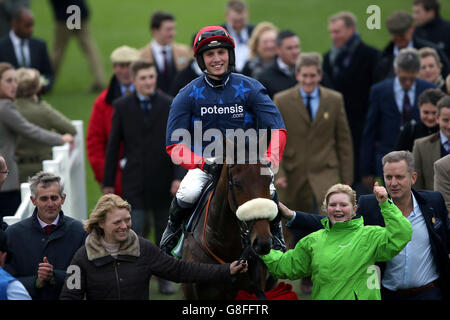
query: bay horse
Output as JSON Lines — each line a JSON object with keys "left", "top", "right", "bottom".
{"left": 181, "top": 155, "right": 278, "bottom": 300}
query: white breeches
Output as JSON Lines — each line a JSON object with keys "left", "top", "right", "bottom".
{"left": 176, "top": 167, "right": 276, "bottom": 207}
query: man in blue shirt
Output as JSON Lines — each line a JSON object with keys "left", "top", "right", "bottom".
{"left": 280, "top": 150, "right": 449, "bottom": 300}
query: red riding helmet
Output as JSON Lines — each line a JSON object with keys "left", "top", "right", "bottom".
{"left": 193, "top": 25, "right": 236, "bottom": 73}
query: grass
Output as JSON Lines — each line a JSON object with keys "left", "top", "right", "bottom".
{"left": 28, "top": 0, "right": 449, "bottom": 300}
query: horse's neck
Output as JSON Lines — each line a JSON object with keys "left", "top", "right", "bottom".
{"left": 206, "top": 171, "right": 242, "bottom": 250}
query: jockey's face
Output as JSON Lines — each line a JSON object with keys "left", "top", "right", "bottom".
{"left": 203, "top": 47, "right": 229, "bottom": 80}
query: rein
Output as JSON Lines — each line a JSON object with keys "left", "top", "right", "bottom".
{"left": 202, "top": 191, "right": 227, "bottom": 264}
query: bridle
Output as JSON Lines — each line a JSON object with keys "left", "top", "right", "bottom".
{"left": 203, "top": 162, "right": 269, "bottom": 299}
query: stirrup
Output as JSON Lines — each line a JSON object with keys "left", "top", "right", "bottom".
{"left": 160, "top": 223, "right": 182, "bottom": 254}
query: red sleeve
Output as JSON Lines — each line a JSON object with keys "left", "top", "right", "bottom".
{"left": 264, "top": 128, "right": 287, "bottom": 168}
{"left": 86, "top": 91, "right": 109, "bottom": 183}
{"left": 166, "top": 143, "right": 206, "bottom": 170}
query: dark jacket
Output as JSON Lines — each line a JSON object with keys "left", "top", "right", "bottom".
{"left": 360, "top": 78, "right": 436, "bottom": 177}
{"left": 169, "top": 60, "right": 201, "bottom": 97}
{"left": 414, "top": 14, "right": 450, "bottom": 62}
{"left": 256, "top": 59, "right": 297, "bottom": 99}
{"left": 49, "top": 0, "right": 89, "bottom": 22}
{"left": 373, "top": 36, "right": 450, "bottom": 83}
{"left": 323, "top": 40, "right": 379, "bottom": 132}
{"left": 395, "top": 120, "right": 439, "bottom": 152}
{"left": 4, "top": 210, "right": 87, "bottom": 300}
{"left": 59, "top": 229, "right": 232, "bottom": 300}
{"left": 287, "top": 190, "right": 450, "bottom": 299}
{"left": 103, "top": 91, "right": 181, "bottom": 209}
{"left": 323, "top": 39, "right": 380, "bottom": 181}
{"left": 0, "top": 35, "right": 54, "bottom": 93}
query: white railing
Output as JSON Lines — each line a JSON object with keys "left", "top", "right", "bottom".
{"left": 3, "top": 120, "right": 87, "bottom": 225}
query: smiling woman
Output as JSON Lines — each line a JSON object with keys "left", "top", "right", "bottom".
{"left": 60, "top": 194, "right": 248, "bottom": 300}
{"left": 322, "top": 184, "right": 357, "bottom": 225}
{"left": 262, "top": 182, "right": 413, "bottom": 300}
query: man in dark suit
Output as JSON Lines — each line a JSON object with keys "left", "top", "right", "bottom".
{"left": 221, "top": 0, "right": 254, "bottom": 73}
{"left": 4, "top": 172, "right": 87, "bottom": 300}
{"left": 0, "top": 7, "right": 53, "bottom": 93}
{"left": 257, "top": 30, "right": 300, "bottom": 98}
{"left": 323, "top": 11, "right": 380, "bottom": 188}
{"left": 360, "top": 48, "right": 436, "bottom": 185}
{"left": 413, "top": 0, "right": 450, "bottom": 61}
{"left": 103, "top": 60, "right": 182, "bottom": 294}
{"left": 374, "top": 10, "right": 449, "bottom": 83}
{"left": 280, "top": 150, "right": 449, "bottom": 300}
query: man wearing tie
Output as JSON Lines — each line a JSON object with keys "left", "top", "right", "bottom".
{"left": 361, "top": 48, "right": 436, "bottom": 187}
{"left": 139, "top": 11, "right": 191, "bottom": 94}
{"left": 0, "top": 7, "right": 53, "bottom": 93}
{"left": 273, "top": 52, "right": 353, "bottom": 233}
{"left": 4, "top": 172, "right": 87, "bottom": 300}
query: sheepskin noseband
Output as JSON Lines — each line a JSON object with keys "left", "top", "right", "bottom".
{"left": 235, "top": 198, "right": 278, "bottom": 221}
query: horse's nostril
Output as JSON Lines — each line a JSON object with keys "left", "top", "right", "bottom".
{"left": 252, "top": 238, "right": 272, "bottom": 255}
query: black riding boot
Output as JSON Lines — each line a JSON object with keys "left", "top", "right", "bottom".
{"left": 160, "top": 198, "right": 190, "bottom": 255}
{"left": 270, "top": 191, "right": 286, "bottom": 252}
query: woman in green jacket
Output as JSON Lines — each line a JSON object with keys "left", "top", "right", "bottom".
{"left": 261, "top": 183, "right": 412, "bottom": 300}
{"left": 15, "top": 68, "right": 77, "bottom": 182}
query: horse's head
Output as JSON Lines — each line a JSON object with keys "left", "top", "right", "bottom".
{"left": 224, "top": 162, "right": 276, "bottom": 256}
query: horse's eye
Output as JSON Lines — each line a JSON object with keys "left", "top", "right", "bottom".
{"left": 233, "top": 180, "right": 242, "bottom": 188}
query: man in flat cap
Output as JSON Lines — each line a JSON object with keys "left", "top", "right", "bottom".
{"left": 374, "top": 10, "right": 449, "bottom": 83}
{"left": 87, "top": 45, "right": 140, "bottom": 197}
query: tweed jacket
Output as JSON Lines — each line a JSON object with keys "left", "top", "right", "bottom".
{"left": 139, "top": 42, "right": 191, "bottom": 71}
{"left": 274, "top": 85, "right": 353, "bottom": 208}
{"left": 434, "top": 154, "right": 450, "bottom": 214}
{"left": 15, "top": 97, "right": 76, "bottom": 182}
{"left": 413, "top": 132, "right": 444, "bottom": 190}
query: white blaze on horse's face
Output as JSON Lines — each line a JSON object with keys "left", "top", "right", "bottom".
{"left": 235, "top": 198, "right": 277, "bottom": 222}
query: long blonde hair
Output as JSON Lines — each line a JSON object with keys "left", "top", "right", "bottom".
{"left": 84, "top": 194, "right": 131, "bottom": 235}
{"left": 248, "top": 21, "right": 278, "bottom": 58}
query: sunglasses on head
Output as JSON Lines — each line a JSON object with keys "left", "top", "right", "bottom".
{"left": 196, "top": 30, "right": 229, "bottom": 48}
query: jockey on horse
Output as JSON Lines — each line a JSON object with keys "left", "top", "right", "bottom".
{"left": 160, "top": 25, "right": 287, "bottom": 255}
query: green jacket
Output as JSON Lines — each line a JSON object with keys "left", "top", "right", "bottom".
{"left": 262, "top": 199, "right": 412, "bottom": 300}
{"left": 15, "top": 97, "right": 76, "bottom": 182}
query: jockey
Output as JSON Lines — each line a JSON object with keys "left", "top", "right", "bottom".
{"left": 160, "top": 25, "right": 287, "bottom": 255}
